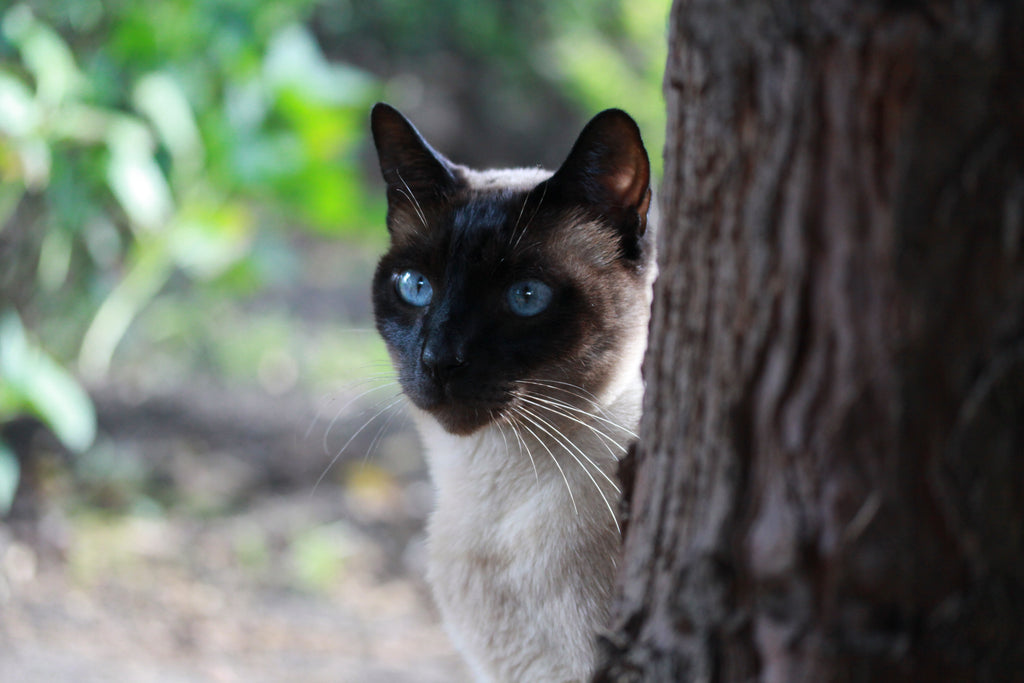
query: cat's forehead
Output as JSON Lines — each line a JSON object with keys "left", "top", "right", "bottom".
{"left": 384, "top": 165, "right": 623, "bottom": 271}
{"left": 444, "top": 171, "right": 548, "bottom": 246}
{"left": 447, "top": 168, "right": 553, "bottom": 249}
{"left": 444, "top": 198, "right": 620, "bottom": 274}
{"left": 445, "top": 191, "right": 543, "bottom": 264}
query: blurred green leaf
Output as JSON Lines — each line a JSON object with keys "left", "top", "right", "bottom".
{"left": 0, "top": 71, "right": 38, "bottom": 137}
{"left": 78, "top": 239, "right": 173, "bottom": 378}
{"left": 167, "top": 197, "right": 251, "bottom": 279}
{"left": 0, "top": 181, "right": 21, "bottom": 229}
{"left": 0, "top": 0, "right": 668, "bottom": 407}
{"left": 50, "top": 103, "right": 112, "bottom": 144}
{"left": 547, "top": 0, "right": 669, "bottom": 177}
{"left": 263, "top": 24, "right": 375, "bottom": 106}
{"left": 133, "top": 72, "right": 204, "bottom": 179}
{"left": 3, "top": 5, "right": 82, "bottom": 104}
{"left": 0, "top": 69, "right": 51, "bottom": 187}
{"left": 0, "top": 311, "right": 96, "bottom": 453}
{"left": 105, "top": 117, "right": 172, "bottom": 233}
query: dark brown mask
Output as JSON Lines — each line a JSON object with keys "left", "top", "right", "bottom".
{"left": 370, "top": 103, "right": 653, "bottom": 435}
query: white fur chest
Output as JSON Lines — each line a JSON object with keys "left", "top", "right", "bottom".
{"left": 414, "top": 384, "right": 641, "bottom": 682}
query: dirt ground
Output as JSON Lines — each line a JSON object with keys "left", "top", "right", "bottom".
{"left": 0, "top": 381, "right": 470, "bottom": 683}
{"left": 0, "top": 499, "right": 467, "bottom": 682}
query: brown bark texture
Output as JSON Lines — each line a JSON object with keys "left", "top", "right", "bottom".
{"left": 596, "top": 1, "right": 1024, "bottom": 681}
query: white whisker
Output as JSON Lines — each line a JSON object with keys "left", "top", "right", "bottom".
{"left": 361, "top": 395, "right": 405, "bottom": 465}
{"left": 518, "top": 380, "right": 639, "bottom": 439}
{"left": 496, "top": 421, "right": 511, "bottom": 454}
{"left": 512, "top": 407, "right": 577, "bottom": 515}
{"left": 305, "top": 374, "right": 396, "bottom": 441}
{"left": 517, "top": 378, "right": 606, "bottom": 408}
{"left": 321, "top": 379, "right": 400, "bottom": 455}
{"left": 516, "top": 405, "right": 620, "bottom": 494}
{"left": 512, "top": 181, "right": 547, "bottom": 250}
{"left": 312, "top": 393, "right": 405, "bottom": 496}
{"left": 503, "top": 412, "right": 538, "bottom": 483}
{"left": 516, "top": 394, "right": 627, "bottom": 460}
{"left": 395, "top": 170, "right": 428, "bottom": 230}
{"left": 515, "top": 406, "right": 619, "bottom": 533}
{"left": 524, "top": 391, "right": 634, "bottom": 439}
{"left": 508, "top": 191, "right": 531, "bottom": 245}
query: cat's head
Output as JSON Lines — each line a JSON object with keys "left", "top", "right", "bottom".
{"left": 370, "top": 103, "right": 653, "bottom": 436}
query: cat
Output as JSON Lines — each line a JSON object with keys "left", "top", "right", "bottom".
{"left": 370, "top": 102, "right": 654, "bottom": 682}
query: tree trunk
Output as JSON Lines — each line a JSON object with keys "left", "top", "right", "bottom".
{"left": 596, "top": 2, "right": 1024, "bottom": 681}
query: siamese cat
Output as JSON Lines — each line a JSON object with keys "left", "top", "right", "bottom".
{"left": 370, "top": 103, "right": 653, "bottom": 682}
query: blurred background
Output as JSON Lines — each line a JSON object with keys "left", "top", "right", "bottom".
{"left": 0, "top": 0, "right": 668, "bottom": 679}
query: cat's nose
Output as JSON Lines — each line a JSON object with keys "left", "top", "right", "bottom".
{"left": 421, "top": 345, "right": 466, "bottom": 379}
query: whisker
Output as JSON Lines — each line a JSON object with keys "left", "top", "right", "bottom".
{"left": 496, "top": 421, "right": 510, "bottom": 453}
{"left": 522, "top": 391, "right": 637, "bottom": 441}
{"left": 512, "top": 181, "right": 547, "bottom": 250}
{"left": 511, "top": 407, "right": 577, "bottom": 516}
{"left": 503, "top": 412, "right": 538, "bottom": 483}
{"left": 304, "top": 374, "right": 396, "bottom": 440}
{"left": 515, "top": 406, "right": 620, "bottom": 533}
{"left": 321, "top": 379, "right": 400, "bottom": 455}
{"left": 508, "top": 191, "right": 531, "bottom": 245}
{"left": 517, "top": 379, "right": 609, "bottom": 412}
{"left": 516, "top": 394, "right": 627, "bottom": 460}
{"left": 312, "top": 393, "right": 405, "bottom": 497}
{"left": 361, "top": 395, "right": 405, "bottom": 465}
{"left": 395, "top": 170, "right": 428, "bottom": 230}
{"left": 518, "top": 380, "right": 639, "bottom": 439}
{"left": 516, "top": 405, "right": 620, "bottom": 494}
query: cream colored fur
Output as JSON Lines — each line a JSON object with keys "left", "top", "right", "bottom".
{"left": 372, "top": 105, "right": 655, "bottom": 681}
{"left": 413, "top": 336, "right": 647, "bottom": 682}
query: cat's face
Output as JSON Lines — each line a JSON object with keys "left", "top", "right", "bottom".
{"left": 371, "top": 104, "right": 652, "bottom": 436}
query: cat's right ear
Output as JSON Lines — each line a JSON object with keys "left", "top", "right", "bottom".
{"left": 545, "top": 109, "right": 651, "bottom": 260}
{"left": 371, "top": 103, "right": 459, "bottom": 240}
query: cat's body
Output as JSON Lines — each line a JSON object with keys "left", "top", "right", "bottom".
{"left": 418, "top": 378, "right": 641, "bottom": 681}
{"left": 370, "top": 104, "right": 653, "bottom": 682}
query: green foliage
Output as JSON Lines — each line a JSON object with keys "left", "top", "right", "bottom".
{"left": 546, "top": 0, "right": 670, "bottom": 176}
{"left": 0, "top": 2, "right": 382, "bottom": 375}
{"left": 0, "top": 1, "right": 380, "bottom": 507}
{"left": 0, "top": 310, "right": 96, "bottom": 512}
{"left": 0, "top": 310, "right": 96, "bottom": 452}
{"left": 313, "top": 0, "right": 669, "bottom": 171}
{"left": 0, "top": 0, "right": 670, "bottom": 515}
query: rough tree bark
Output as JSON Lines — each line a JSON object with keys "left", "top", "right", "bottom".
{"left": 596, "top": 1, "right": 1024, "bottom": 681}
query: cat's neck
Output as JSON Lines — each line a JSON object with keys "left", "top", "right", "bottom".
{"left": 413, "top": 369, "right": 643, "bottom": 515}
{"left": 415, "top": 371, "right": 642, "bottom": 682}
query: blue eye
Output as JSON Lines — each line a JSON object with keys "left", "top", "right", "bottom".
{"left": 506, "top": 279, "right": 552, "bottom": 317}
{"left": 395, "top": 270, "right": 433, "bottom": 306}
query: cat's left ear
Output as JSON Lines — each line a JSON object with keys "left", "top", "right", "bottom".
{"left": 547, "top": 109, "right": 652, "bottom": 255}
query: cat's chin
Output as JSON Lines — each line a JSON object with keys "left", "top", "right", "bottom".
{"left": 426, "top": 406, "right": 498, "bottom": 436}
{"left": 407, "top": 396, "right": 502, "bottom": 436}
{"left": 405, "top": 380, "right": 509, "bottom": 435}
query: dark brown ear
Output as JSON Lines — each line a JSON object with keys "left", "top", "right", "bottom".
{"left": 546, "top": 109, "right": 651, "bottom": 254}
{"left": 371, "top": 103, "right": 460, "bottom": 239}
